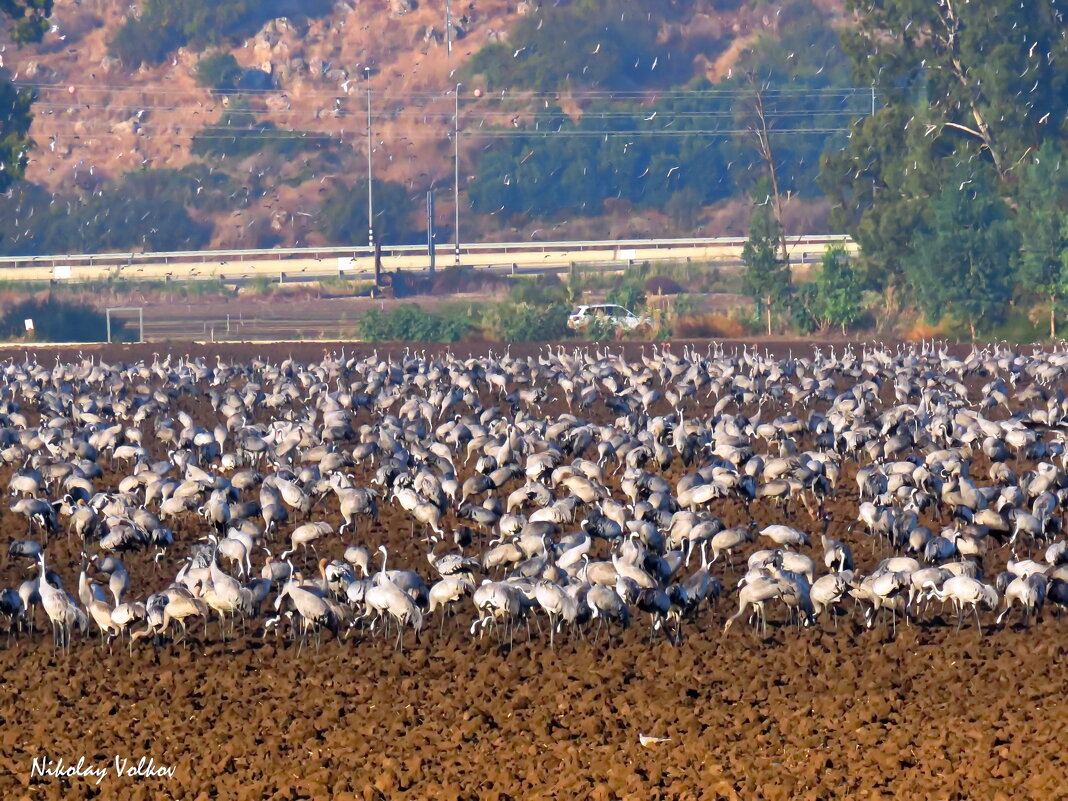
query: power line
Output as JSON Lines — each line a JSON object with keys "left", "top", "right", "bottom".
{"left": 465, "top": 128, "right": 854, "bottom": 137}
{"left": 33, "top": 125, "right": 858, "bottom": 143}
{"left": 18, "top": 80, "right": 880, "bottom": 101}
{"left": 32, "top": 99, "right": 870, "bottom": 115}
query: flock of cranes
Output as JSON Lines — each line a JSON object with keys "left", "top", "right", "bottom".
{"left": 2, "top": 341, "right": 1068, "bottom": 657}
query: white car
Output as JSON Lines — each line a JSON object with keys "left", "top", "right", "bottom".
{"left": 567, "top": 304, "right": 650, "bottom": 331}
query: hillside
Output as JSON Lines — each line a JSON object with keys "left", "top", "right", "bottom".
{"left": 0, "top": 0, "right": 849, "bottom": 254}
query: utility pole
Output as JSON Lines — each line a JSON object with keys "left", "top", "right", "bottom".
{"left": 367, "top": 86, "right": 374, "bottom": 249}
{"left": 445, "top": 0, "right": 453, "bottom": 59}
{"left": 454, "top": 83, "right": 462, "bottom": 266}
{"left": 427, "top": 190, "right": 436, "bottom": 276}
{"left": 870, "top": 85, "right": 877, "bottom": 200}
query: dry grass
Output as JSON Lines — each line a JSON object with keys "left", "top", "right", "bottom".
{"left": 673, "top": 311, "right": 751, "bottom": 338}
{"left": 902, "top": 319, "right": 952, "bottom": 340}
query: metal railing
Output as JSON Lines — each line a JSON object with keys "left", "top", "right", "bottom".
{"left": 0, "top": 234, "right": 852, "bottom": 270}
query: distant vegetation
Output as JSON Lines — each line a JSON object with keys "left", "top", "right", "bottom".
{"left": 815, "top": 0, "right": 1068, "bottom": 337}
{"left": 359, "top": 304, "right": 473, "bottom": 343}
{"left": 468, "top": 0, "right": 851, "bottom": 222}
{"left": 469, "top": 84, "right": 846, "bottom": 221}
{"left": 316, "top": 179, "right": 423, "bottom": 246}
{"left": 0, "top": 0, "right": 51, "bottom": 196}
{"left": 191, "top": 102, "right": 332, "bottom": 160}
{"left": 108, "top": 0, "right": 333, "bottom": 67}
{"left": 195, "top": 52, "right": 243, "bottom": 92}
{"left": 464, "top": 0, "right": 695, "bottom": 92}
{"left": 358, "top": 277, "right": 577, "bottom": 343}
{"left": 0, "top": 296, "right": 116, "bottom": 342}
{"left": 1, "top": 0, "right": 1066, "bottom": 341}
{"left": 0, "top": 168, "right": 245, "bottom": 255}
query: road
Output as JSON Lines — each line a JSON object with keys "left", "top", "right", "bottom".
{"left": 0, "top": 236, "right": 854, "bottom": 283}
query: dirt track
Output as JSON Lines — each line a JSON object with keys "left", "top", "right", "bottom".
{"left": 0, "top": 341, "right": 1064, "bottom": 801}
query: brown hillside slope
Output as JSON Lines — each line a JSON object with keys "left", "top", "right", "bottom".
{"left": 1, "top": 0, "right": 839, "bottom": 248}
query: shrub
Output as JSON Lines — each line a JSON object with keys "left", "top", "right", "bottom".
{"left": 667, "top": 293, "right": 701, "bottom": 318}
{"left": 318, "top": 278, "right": 374, "bottom": 296}
{"left": 430, "top": 266, "right": 510, "bottom": 295}
{"left": 191, "top": 103, "right": 331, "bottom": 161}
{"left": 0, "top": 297, "right": 118, "bottom": 342}
{"left": 0, "top": 168, "right": 235, "bottom": 256}
{"left": 196, "top": 52, "right": 242, "bottom": 91}
{"left": 316, "top": 179, "right": 421, "bottom": 246}
{"left": 507, "top": 274, "right": 570, "bottom": 306}
{"left": 644, "top": 275, "right": 684, "bottom": 296}
{"left": 672, "top": 311, "right": 752, "bottom": 338}
{"left": 109, "top": 0, "right": 334, "bottom": 67}
{"left": 580, "top": 314, "right": 620, "bottom": 342}
{"left": 483, "top": 301, "right": 570, "bottom": 342}
{"left": 463, "top": 0, "right": 686, "bottom": 92}
{"left": 0, "top": 172, "right": 214, "bottom": 256}
{"left": 108, "top": 17, "right": 175, "bottom": 68}
{"left": 606, "top": 281, "right": 645, "bottom": 313}
{"left": 358, "top": 304, "right": 472, "bottom": 342}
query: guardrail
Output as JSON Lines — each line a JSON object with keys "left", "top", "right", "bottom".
{"left": 0, "top": 235, "right": 855, "bottom": 283}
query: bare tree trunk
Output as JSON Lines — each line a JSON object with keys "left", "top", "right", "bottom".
{"left": 746, "top": 73, "right": 788, "bottom": 263}
{"left": 880, "top": 280, "right": 897, "bottom": 335}
{"left": 1051, "top": 295, "right": 1057, "bottom": 340}
{"left": 935, "top": 0, "right": 1005, "bottom": 178}
{"left": 765, "top": 298, "right": 772, "bottom": 336}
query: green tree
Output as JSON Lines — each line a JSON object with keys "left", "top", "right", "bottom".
{"left": 824, "top": 0, "right": 1067, "bottom": 309}
{"left": 463, "top": 0, "right": 690, "bottom": 92}
{"left": 664, "top": 187, "right": 702, "bottom": 233}
{"left": 0, "top": 0, "right": 52, "bottom": 45}
{"left": 908, "top": 162, "right": 1019, "bottom": 338}
{"left": 484, "top": 302, "right": 570, "bottom": 342}
{"left": 840, "top": 0, "right": 1067, "bottom": 180}
{"left": 814, "top": 245, "right": 861, "bottom": 335}
{"left": 0, "top": 0, "right": 52, "bottom": 196}
{"left": 1014, "top": 141, "right": 1068, "bottom": 338}
{"left": 606, "top": 281, "right": 645, "bottom": 314}
{"left": 109, "top": 0, "right": 333, "bottom": 67}
{"left": 820, "top": 104, "right": 945, "bottom": 296}
{"left": 359, "top": 304, "right": 472, "bottom": 343}
{"left": 196, "top": 52, "right": 242, "bottom": 92}
{"left": 317, "top": 179, "right": 420, "bottom": 246}
{"left": 0, "top": 169, "right": 215, "bottom": 255}
{"left": 742, "top": 204, "right": 792, "bottom": 335}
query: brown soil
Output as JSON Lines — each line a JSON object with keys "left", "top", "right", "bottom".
{"left": 0, "top": 341, "right": 1063, "bottom": 801}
